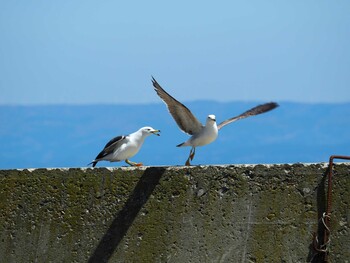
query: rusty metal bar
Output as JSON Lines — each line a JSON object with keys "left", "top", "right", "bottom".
{"left": 313, "top": 155, "right": 350, "bottom": 262}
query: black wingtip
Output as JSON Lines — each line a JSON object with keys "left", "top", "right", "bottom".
{"left": 260, "top": 102, "right": 279, "bottom": 113}
{"left": 151, "top": 76, "right": 157, "bottom": 84}
{"left": 151, "top": 76, "right": 161, "bottom": 92}
{"left": 88, "top": 161, "right": 97, "bottom": 167}
{"left": 269, "top": 102, "right": 279, "bottom": 109}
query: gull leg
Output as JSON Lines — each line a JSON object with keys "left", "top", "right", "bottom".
{"left": 185, "top": 147, "right": 196, "bottom": 166}
{"left": 125, "top": 159, "right": 143, "bottom": 167}
{"left": 190, "top": 147, "right": 196, "bottom": 161}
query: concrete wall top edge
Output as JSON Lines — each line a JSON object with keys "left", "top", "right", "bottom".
{"left": 3, "top": 162, "right": 350, "bottom": 172}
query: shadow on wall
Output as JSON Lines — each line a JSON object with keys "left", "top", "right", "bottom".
{"left": 88, "top": 167, "right": 166, "bottom": 263}
{"left": 307, "top": 167, "right": 328, "bottom": 263}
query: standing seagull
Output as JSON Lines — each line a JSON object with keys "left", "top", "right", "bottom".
{"left": 89, "top": 126, "right": 160, "bottom": 167}
{"left": 152, "top": 77, "right": 278, "bottom": 165}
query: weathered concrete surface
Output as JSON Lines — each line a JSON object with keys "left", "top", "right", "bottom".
{"left": 0, "top": 164, "right": 349, "bottom": 263}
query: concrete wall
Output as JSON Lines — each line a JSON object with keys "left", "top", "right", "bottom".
{"left": 0, "top": 164, "right": 349, "bottom": 263}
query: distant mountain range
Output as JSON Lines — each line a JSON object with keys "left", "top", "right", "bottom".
{"left": 0, "top": 101, "right": 349, "bottom": 169}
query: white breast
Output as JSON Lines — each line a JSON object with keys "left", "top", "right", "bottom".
{"left": 113, "top": 137, "right": 144, "bottom": 160}
{"left": 191, "top": 124, "right": 218, "bottom": 147}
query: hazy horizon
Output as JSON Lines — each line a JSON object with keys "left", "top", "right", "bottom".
{"left": 1, "top": 102, "right": 349, "bottom": 169}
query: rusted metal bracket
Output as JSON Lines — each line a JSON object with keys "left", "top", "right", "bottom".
{"left": 313, "top": 155, "right": 350, "bottom": 262}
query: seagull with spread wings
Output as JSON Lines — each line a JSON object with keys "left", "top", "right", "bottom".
{"left": 89, "top": 126, "right": 160, "bottom": 167}
{"left": 152, "top": 77, "right": 278, "bottom": 166}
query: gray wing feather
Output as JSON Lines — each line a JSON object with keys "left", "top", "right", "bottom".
{"left": 95, "top": 135, "right": 126, "bottom": 160}
{"left": 152, "top": 77, "right": 203, "bottom": 135}
{"left": 217, "top": 102, "right": 279, "bottom": 130}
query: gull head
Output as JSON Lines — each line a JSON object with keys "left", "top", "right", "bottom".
{"left": 207, "top": 114, "right": 216, "bottom": 124}
{"left": 140, "top": 126, "right": 161, "bottom": 136}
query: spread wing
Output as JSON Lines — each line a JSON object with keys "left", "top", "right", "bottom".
{"left": 217, "top": 102, "right": 279, "bottom": 130}
{"left": 152, "top": 77, "right": 203, "bottom": 135}
{"left": 95, "top": 135, "right": 126, "bottom": 160}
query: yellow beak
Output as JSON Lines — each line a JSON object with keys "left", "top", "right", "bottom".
{"left": 152, "top": 129, "right": 161, "bottom": 136}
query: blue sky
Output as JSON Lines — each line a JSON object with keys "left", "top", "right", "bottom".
{"left": 1, "top": 1, "right": 349, "bottom": 105}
